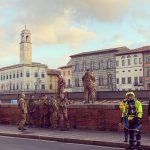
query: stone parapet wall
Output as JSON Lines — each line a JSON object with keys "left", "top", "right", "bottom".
{"left": 0, "top": 104, "right": 149, "bottom": 132}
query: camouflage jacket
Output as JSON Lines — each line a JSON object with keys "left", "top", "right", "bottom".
{"left": 39, "top": 99, "right": 49, "bottom": 114}
{"left": 58, "top": 77, "right": 65, "bottom": 88}
{"left": 82, "top": 72, "right": 95, "bottom": 87}
{"left": 58, "top": 99, "right": 70, "bottom": 114}
{"left": 50, "top": 99, "right": 59, "bottom": 113}
{"left": 18, "top": 98, "right": 27, "bottom": 114}
{"left": 27, "top": 100, "right": 36, "bottom": 113}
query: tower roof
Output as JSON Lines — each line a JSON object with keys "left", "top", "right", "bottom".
{"left": 21, "top": 25, "right": 30, "bottom": 33}
{"left": 21, "top": 29, "right": 30, "bottom": 33}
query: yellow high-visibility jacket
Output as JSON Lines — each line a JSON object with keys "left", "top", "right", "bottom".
{"left": 119, "top": 99, "right": 126, "bottom": 113}
{"left": 122, "top": 99, "right": 143, "bottom": 119}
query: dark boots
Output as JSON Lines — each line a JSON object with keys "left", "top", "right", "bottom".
{"left": 126, "top": 140, "right": 135, "bottom": 150}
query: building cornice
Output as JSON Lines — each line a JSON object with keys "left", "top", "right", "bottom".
{"left": 70, "top": 46, "right": 129, "bottom": 58}
{"left": 0, "top": 62, "right": 48, "bottom": 71}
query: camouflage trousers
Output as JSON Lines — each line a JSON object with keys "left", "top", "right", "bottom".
{"left": 50, "top": 111, "right": 58, "bottom": 129}
{"left": 40, "top": 112, "right": 49, "bottom": 127}
{"left": 58, "top": 87, "right": 64, "bottom": 99}
{"left": 27, "top": 113, "right": 35, "bottom": 127}
{"left": 18, "top": 113, "right": 27, "bottom": 129}
{"left": 59, "top": 113, "right": 69, "bottom": 130}
{"left": 84, "top": 86, "right": 96, "bottom": 103}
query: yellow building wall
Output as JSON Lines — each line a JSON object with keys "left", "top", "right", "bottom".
{"left": 48, "top": 75, "right": 58, "bottom": 93}
{"left": 60, "top": 67, "right": 72, "bottom": 92}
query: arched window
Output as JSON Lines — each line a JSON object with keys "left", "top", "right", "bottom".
{"left": 9, "top": 83, "right": 11, "bottom": 90}
{"left": 20, "top": 83, "right": 23, "bottom": 90}
{"left": 68, "top": 79, "right": 71, "bottom": 87}
{"left": 9, "top": 73, "right": 12, "bottom": 79}
{"left": 107, "top": 59, "right": 113, "bottom": 69}
{"left": 90, "top": 61, "right": 95, "bottom": 70}
{"left": 50, "top": 84, "right": 53, "bottom": 90}
{"left": 26, "top": 71, "right": 30, "bottom": 77}
{"left": 16, "top": 84, "right": 19, "bottom": 90}
{"left": 13, "top": 84, "right": 15, "bottom": 90}
{"left": 27, "top": 84, "right": 30, "bottom": 90}
{"left": 20, "top": 71, "right": 23, "bottom": 77}
{"left": 75, "top": 63, "right": 79, "bottom": 72}
{"left": 75, "top": 78, "right": 80, "bottom": 87}
{"left": 107, "top": 74, "right": 112, "bottom": 85}
{"left": 82, "top": 62, "right": 86, "bottom": 71}
{"left": 41, "top": 72, "right": 45, "bottom": 78}
{"left": 17, "top": 71, "right": 19, "bottom": 78}
{"left": 6, "top": 84, "right": 9, "bottom": 90}
{"left": 99, "top": 59, "right": 104, "bottom": 70}
{"left": 26, "top": 36, "right": 29, "bottom": 42}
{"left": 99, "top": 76, "right": 104, "bottom": 86}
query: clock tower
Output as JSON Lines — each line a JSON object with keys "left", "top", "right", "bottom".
{"left": 20, "top": 26, "right": 32, "bottom": 64}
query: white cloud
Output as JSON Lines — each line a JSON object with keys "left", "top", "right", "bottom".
{"left": 66, "top": 0, "right": 129, "bottom": 22}
{"left": 1, "top": 0, "right": 148, "bottom": 68}
{"left": 12, "top": 0, "right": 129, "bottom": 23}
{"left": 32, "top": 16, "right": 95, "bottom": 49}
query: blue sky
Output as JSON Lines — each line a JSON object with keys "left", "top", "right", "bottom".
{"left": 0, "top": 0, "right": 150, "bottom": 68}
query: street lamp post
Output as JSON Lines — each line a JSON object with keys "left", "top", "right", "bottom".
{"left": 35, "top": 67, "right": 42, "bottom": 92}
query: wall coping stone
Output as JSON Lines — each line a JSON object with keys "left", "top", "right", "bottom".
{"left": 0, "top": 103, "right": 148, "bottom": 110}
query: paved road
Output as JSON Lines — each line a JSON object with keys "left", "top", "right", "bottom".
{"left": 0, "top": 136, "right": 124, "bottom": 150}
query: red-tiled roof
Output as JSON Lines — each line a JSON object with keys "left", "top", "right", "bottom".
{"left": 58, "top": 65, "right": 72, "bottom": 69}
{"left": 116, "top": 46, "right": 150, "bottom": 55}
{"left": 47, "top": 69, "right": 60, "bottom": 75}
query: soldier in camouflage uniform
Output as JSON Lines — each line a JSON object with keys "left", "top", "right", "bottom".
{"left": 57, "top": 75, "right": 65, "bottom": 99}
{"left": 82, "top": 69, "right": 96, "bottom": 104}
{"left": 27, "top": 95, "right": 36, "bottom": 127}
{"left": 18, "top": 93, "right": 27, "bottom": 131}
{"left": 39, "top": 95, "right": 50, "bottom": 128}
{"left": 49, "top": 96, "right": 59, "bottom": 129}
{"left": 58, "top": 96, "right": 70, "bottom": 131}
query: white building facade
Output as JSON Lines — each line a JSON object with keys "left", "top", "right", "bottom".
{"left": 0, "top": 63, "right": 49, "bottom": 91}
{"left": 116, "top": 51, "right": 144, "bottom": 91}
{"left": 0, "top": 28, "right": 50, "bottom": 92}
{"left": 69, "top": 47, "right": 130, "bottom": 92}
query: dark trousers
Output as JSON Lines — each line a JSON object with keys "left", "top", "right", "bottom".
{"left": 129, "top": 120, "right": 141, "bottom": 146}
{"left": 124, "top": 128, "right": 128, "bottom": 139}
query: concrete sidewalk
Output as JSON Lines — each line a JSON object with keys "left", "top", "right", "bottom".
{"left": 0, "top": 125, "right": 149, "bottom": 149}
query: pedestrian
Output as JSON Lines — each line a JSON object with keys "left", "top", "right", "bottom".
{"left": 148, "top": 100, "right": 150, "bottom": 120}
{"left": 119, "top": 93, "right": 129, "bottom": 142}
{"left": 58, "top": 96, "right": 70, "bottom": 131}
{"left": 39, "top": 94, "right": 49, "bottom": 128}
{"left": 57, "top": 75, "right": 65, "bottom": 99}
{"left": 18, "top": 93, "right": 27, "bottom": 131}
{"left": 82, "top": 69, "right": 96, "bottom": 104}
{"left": 122, "top": 92, "right": 143, "bottom": 150}
{"left": 27, "top": 95, "right": 36, "bottom": 127}
{"left": 49, "top": 96, "right": 59, "bottom": 129}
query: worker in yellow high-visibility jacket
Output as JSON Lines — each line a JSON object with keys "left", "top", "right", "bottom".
{"left": 122, "top": 92, "right": 143, "bottom": 150}
{"left": 119, "top": 92, "right": 129, "bottom": 142}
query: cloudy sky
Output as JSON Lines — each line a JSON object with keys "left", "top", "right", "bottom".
{"left": 0, "top": 0, "right": 150, "bottom": 68}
